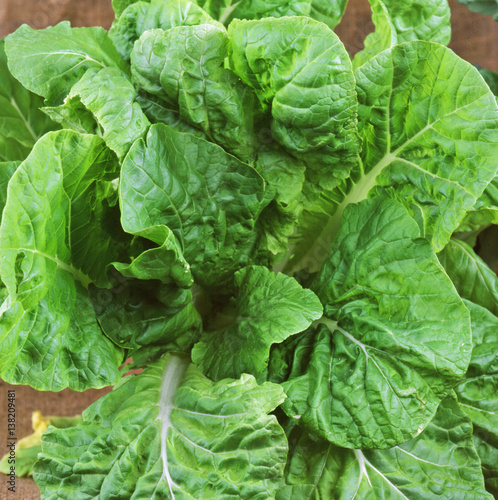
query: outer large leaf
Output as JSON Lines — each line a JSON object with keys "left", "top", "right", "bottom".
{"left": 0, "top": 39, "right": 58, "bottom": 161}
{"left": 110, "top": 0, "right": 216, "bottom": 61}
{"left": 131, "top": 24, "right": 256, "bottom": 159}
{"left": 276, "top": 396, "right": 492, "bottom": 499}
{"left": 43, "top": 67, "right": 150, "bottom": 159}
{"left": 119, "top": 123, "right": 271, "bottom": 288}
{"left": 4, "top": 22, "right": 128, "bottom": 105}
{"left": 192, "top": 265, "right": 322, "bottom": 380}
{"left": 228, "top": 17, "right": 360, "bottom": 188}
{"left": 438, "top": 238, "right": 498, "bottom": 316}
{"left": 455, "top": 301, "right": 498, "bottom": 496}
{"left": 295, "top": 41, "right": 498, "bottom": 273}
{"left": 0, "top": 131, "right": 124, "bottom": 391}
{"left": 34, "top": 354, "right": 288, "bottom": 499}
{"left": 354, "top": 0, "right": 451, "bottom": 68}
{"left": 269, "top": 196, "right": 471, "bottom": 449}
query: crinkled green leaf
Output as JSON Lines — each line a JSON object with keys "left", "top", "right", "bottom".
{"left": 276, "top": 396, "right": 492, "bottom": 499}
{"left": 192, "top": 265, "right": 322, "bottom": 380}
{"left": 0, "top": 39, "right": 59, "bottom": 161}
{"left": 135, "top": 91, "right": 209, "bottom": 137}
{"left": 294, "top": 41, "right": 498, "bottom": 273}
{"left": 455, "top": 0, "right": 498, "bottom": 20}
{"left": 35, "top": 354, "right": 288, "bottom": 499}
{"left": 455, "top": 300, "right": 498, "bottom": 496}
{"left": 354, "top": 0, "right": 451, "bottom": 68}
{"left": 0, "top": 131, "right": 124, "bottom": 391}
{"left": 110, "top": 0, "right": 216, "bottom": 61}
{"left": 269, "top": 196, "right": 471, "bottom": 449}
{"left": 196, "top": 0, "right": 313, "bottom": 25}
{"left": 90, "top": 276, "right": 201, "bottom": 351}
{"left": 131, "top": 24, "right": 256, "bottom": 159}
{"left": 120, "top": 123, "right": 271, "bottom": 288}
{"left": 228, "top": 17, "right": 360, "bottom": 188}
{"left": 4, "top": 22, "right": 129, "bottom": 105}
{"left": 438, "top": 238, "right": 498, "bottom": 316}
{"left": 43, "top": 67, "right": 150, "bottom": 159}
{"left": 308, "top": 0, "right": 348, "bottom": 29}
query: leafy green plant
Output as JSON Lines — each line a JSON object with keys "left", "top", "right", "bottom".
{"left": 0, "top": 0, "right": 497, "bottom": 497}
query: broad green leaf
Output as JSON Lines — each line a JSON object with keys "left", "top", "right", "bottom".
{"left": 0, "top": 39, "right": 58, "bottom": 161}
{"left": 277, "top": 396, "right": 492, "bottom": 499}
{"left": 269, "top": 196, "right": 471, "bottom": 449}
{"left": 42, "top": 67, "right": 150, "bottom": 159}
{"left": 90, "top": 276, "right": 202, "bottom": 351}
{"left": 455, "top": 0, "right": 498, "bottom": 20}
{"left": 309, "top": 0, "right": 348, "bottom": 29}
{"left": 112, "top": 0, "right": 141, "bottom": 17}
{"left": 4, "top": 22, "right": 129, "bottom": 105}
{"left": 354, "top": 0, "right": 451, "bottom": 68}
{"left": 34, "top": 354, "right": 288, "bottom": 499}
{"left": 438, "top": 238, "right": 498, "bottom": 316}
{"left": 120, "top": 123, "right": 271, "bottom": 288}
{"left": 131, "top": 24, "right": 256, "bottom": 160}
{"left": 294, "top": 41, "right": 498, "bottom": 273}
{"left": 455, "top": 300, "right": 498, "bottom": 496}
{"left": 228, "top": 17, "right": 360, "bottom": 188}
{"left": 0, "top": 131, "right": 124, "bottom": 391}
{"left": 192, "top": 265, "right": 322, "bottom": 380}
{"left": 110, "top": 0, "right": 216, "bottom": 61}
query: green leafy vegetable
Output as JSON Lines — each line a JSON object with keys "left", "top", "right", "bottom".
{"left": 1, "top": 1, "right": 498, "bottom": 497}
{"left": 455, "top": 0, "right": 498, "bottom": 20}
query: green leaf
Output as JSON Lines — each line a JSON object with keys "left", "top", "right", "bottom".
{"left": 0, "top": 131, "right": 124, "bottom": 391}
{"left": 131, "top": 24, "right": 256, "bottom": 159}
{"left": 277, "top": 396, "right": 492, "bottom": 499}
{"left": 228, "top": 17, "right": 360, "bottom": 188}
{"left": 269, "top": 196, "right": 471, "bottom": 449}
{"left": 295, "top": 41, "right": 498, "bottom": 273}
{"left": 480, "top": 69, "right": 498, "bottom": 97}
{"left": 455, "top": 0, "right": 498, "bottom": 20}
{"left": 34, "top": 354, "right": 288, "bottom": 499}
{"left": 455, "top": 300, "right": 498, "bottom": 496}
{"left": 354, "top": 0, "right": 451, "bottom": 68}
{"left": 308, "top": 0, "right": 348, "bottom": 29}
{"left": 110, "top": 0, "right": 216, "bottom": 61}
{"left": 192, "top": 265, "right": 322, "bottom": 380}
{"left": 119, "top": 123, "right": 271, "bottom": 288}
{"left": 438, "top": 238, "right": 498, "bottom": 317}
{"left": 42, "top": 67, "right": 150, "bottom": 159}
{"left": 4, "top": 22, "right": 129, "bottom": 105}
{"left": 200, "top": 0, "right": 314, "bottom": 25}
{"left": 90, "top": 276, "right": 202, "bottom": 351}
{"left": 0, "top": 39, "right": 59, "bottom": 161}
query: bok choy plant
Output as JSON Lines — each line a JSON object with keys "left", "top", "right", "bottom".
{"left": 0, "top": 0, "right": 497, "bottom": 497}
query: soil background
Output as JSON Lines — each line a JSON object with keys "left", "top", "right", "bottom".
{"left": 0, "top": 0, "right": 497, "bottom": 498}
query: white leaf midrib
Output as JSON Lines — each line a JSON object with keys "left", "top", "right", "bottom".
{"left": 157, "top": 355, "right": 189, "bottom": 499}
